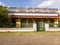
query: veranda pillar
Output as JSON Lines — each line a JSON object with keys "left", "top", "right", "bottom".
{"left": 33, "top": 20, "right": 37, "bottom": 31}
{"left": 54, "top": 18, "right": 58, "bottom": 27}
{"left": 16, "top": 19, "right": 21, "bottom": 28}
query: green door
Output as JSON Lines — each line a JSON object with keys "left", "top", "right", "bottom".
{"left": 37, "top": 22, "right": 45, "bottom": 31}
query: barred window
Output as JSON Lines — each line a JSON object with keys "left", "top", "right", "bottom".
{"left": 21, "top": 19, "right": 33, "bottom": 28}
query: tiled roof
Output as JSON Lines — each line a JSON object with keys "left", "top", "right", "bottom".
{"left": 8, "top": 7, "right": 58, "bottom": 14}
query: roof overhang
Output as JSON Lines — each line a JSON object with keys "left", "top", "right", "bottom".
{"left": 9, "top": 13, "right": 59, "bottom": 18}
{"left": 9, "top": 13, "right": 58, "bottom": 16}
{"left": 11, "top": 15, "right": 60, "bottom": 18}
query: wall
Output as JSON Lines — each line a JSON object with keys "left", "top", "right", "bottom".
{"left": 45, "top": 23, "right": 60, "bottom": 31}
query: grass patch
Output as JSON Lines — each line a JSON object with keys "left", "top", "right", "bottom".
{"left": 0, "top": 31, "right": 60, "bottom": 36}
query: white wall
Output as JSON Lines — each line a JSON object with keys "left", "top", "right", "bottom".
{"left": 0, "top": 28, "right": 34, "bottom": 32}
{"left": 45, "top": 23, "right": 60, "bottom": 31}
{"left": 47, "top": 28, "right": 60, "bottom": 31}
{"left": 45, "top": 23, "right": 49, "bottom": 31}
{"left": 9, "top": 13, "right": 58, "bottom": 16}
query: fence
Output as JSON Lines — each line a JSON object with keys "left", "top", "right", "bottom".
{"left": 21, "top": 23, "right": 33, "bottom": 28}
{"left": 0, "top": 23, "right": 33, "bottom": 28}
{"left": 0, "top": 23, "right": 16, "bottom": 28}
{"left": 0, "top": 23, "right": 60, "bottom": 28}
{"left": 49, "top": 23, "right": 60, "bottom": 27}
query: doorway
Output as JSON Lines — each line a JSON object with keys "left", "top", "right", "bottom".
{"left": 37, "top": 22, "right": 45, "bottom": 31}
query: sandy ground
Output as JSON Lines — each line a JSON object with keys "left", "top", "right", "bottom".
{"left": 0, "top": 33, "right": 60, "bottom": 45}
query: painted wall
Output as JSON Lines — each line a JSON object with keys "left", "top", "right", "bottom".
{"left": 9, "top": 13, "right": 58, "bottom": 16}
{"left": 45, "top": 23, "right": 60, "bottom": 31}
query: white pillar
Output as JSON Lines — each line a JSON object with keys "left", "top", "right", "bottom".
{"left": 45, "top": 23, "right": 49, "bottom": 31}
{"left": 33, "top": 20, "right": 37, "bottom": 31}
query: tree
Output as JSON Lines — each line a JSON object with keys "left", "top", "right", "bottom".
{"left": 0, "top": 6, "right": 11, "bottom": 27}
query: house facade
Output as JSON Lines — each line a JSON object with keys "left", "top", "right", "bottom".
{"left": 0, "top": 7, "right": 60, "bottom": 32}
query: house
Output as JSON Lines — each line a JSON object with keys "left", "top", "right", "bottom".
{"left": 0, "top": 7, "right": 60, "bottom": 32}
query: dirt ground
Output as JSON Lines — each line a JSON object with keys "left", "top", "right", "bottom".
{"left": 0, "top": 32, "right": 60, "bottom": 45}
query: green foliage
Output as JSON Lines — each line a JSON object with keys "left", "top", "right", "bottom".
{"left": 58, "top": 24, "right": 60, "bottom": 27}
{"left": 0, "top": 6, "right": 11, "bottom": 24}
{"left": 49, "top": 23, "right": 54, "bottom": 27}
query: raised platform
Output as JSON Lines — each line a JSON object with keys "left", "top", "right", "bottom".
{"left": 0, "top": 28, "right": 35, "bottom": 32}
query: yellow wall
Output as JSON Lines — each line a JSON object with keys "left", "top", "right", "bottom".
{"left": 16, "top": 19, "right": 21, "bottom": 28}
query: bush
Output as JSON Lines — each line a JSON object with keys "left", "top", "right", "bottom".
{"left": 49, "top": 23, "right": 54, "bottom": 27}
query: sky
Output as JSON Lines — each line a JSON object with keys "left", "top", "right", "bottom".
{"left": 0, "top": 0, "right": 60, "bottom": 9}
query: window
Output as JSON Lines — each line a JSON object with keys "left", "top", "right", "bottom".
{"left": 21, "top": 19, "right": 33, "bottom": 28}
